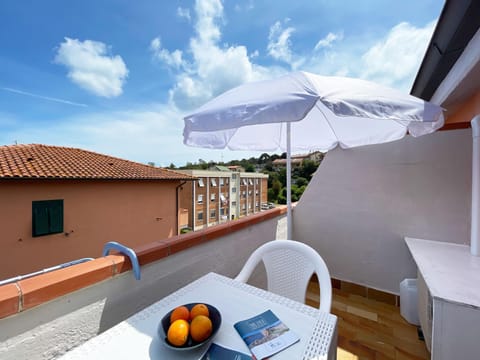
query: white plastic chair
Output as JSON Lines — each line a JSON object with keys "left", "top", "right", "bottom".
{"left": 235, "top": 240, "right": 332, "bottom": 313}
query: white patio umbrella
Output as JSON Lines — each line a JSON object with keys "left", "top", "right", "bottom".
{"left": 183, "top": 71, "right": 444, "bottom": 239}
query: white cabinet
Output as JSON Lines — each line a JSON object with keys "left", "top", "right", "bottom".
{"left": 406, "top": 237, "right": 480, "bottom": 360}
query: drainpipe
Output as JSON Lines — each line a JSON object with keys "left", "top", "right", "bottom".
{"left": 176, "top": 181, "right": 187, "bottom": 236}
{"left": 471, "top": 115, "right": 480, "bottom": 256}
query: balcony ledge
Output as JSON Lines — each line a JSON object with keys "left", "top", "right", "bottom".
{"left": 0, "top": 206, "right": 287, "bottom": 320}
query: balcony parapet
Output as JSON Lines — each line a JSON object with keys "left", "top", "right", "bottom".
{"left": 0, "top": 206, "right": 287, "bottom": 321}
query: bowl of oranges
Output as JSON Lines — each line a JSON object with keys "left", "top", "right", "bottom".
{"left": 158, "top": 303, "right": 221, "bottom": 350}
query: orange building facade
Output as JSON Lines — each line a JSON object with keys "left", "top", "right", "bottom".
{"left": 0, "top": 144, "right": 193, "bottom": 280}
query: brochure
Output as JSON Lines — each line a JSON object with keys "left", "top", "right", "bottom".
{"left": 233, "top": 310, "right": 300, "bottom": 360}
{"left": 201, "top": 343, "right": 253, "bottom": 360}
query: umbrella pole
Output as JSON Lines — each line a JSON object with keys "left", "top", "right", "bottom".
{"left": 287, "top": 122, "right": 292, "bottom": 240}
{"left": 471, "top": 114, "right": 480, "bottom": 256}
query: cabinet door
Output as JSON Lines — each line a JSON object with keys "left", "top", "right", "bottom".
{"left": 432, "top": 300, "right": 480, "bottom": 360}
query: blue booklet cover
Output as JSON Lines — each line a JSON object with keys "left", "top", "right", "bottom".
{"left": 201, "top": 343, "right": 252, "bottom": 359}
{"left": 233, "top": 310, "right": 299, "bottom": 359}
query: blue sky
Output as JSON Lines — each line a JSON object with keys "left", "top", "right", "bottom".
{"left": 0, "top": 0, "right": 444, "bottom": 166}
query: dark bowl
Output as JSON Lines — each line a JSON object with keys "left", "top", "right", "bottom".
{"left": 158, "top": 303, "right": 222, "bottom": 351}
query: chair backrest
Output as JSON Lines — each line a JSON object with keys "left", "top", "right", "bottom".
{"left": 235, "top": 240, "right": 332, "bottom": 313}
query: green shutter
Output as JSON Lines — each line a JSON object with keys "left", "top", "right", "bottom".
{"left": 32, "top": 200, "right": 64, "bottom": 237}
{"left": 49, "top": 200, "right": 64, "bottom": 233}
{"left": 33, "top": 204, "right": 50, "bottom": 236}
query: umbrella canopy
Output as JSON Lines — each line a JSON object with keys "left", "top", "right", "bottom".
{"left": 183, "top": 71, "right": 444, "bottom": 239}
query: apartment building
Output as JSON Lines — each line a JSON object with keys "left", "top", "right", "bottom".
{"left": 178, "top": 170, "right": 268, "bottom": 231}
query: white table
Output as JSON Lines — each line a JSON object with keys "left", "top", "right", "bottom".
{"left": 59, "top": 272, "right": 337, "bottom": 359}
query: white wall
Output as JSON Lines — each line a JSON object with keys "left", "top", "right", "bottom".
{"left": 293, "top": 129, "right": 471, "bottom": 294}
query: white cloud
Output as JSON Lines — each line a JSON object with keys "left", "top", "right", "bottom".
{"left": 154, "top": 0, "right": 270, "bottom": 111}
{"left": 54, "top": 38, "right": 128, "bottom": 98}
{"left": 314, "top": 32, "right": 344, "bottom": 51}
{"left": 195, "top": 0, "right": 224, "bottom": 44}
{"left": 234, "top": 0, "right": 254, "bottom": 12}
{"left": 360, "top": 21, "right": 436, "bottom": 89}
{"left": 267, "top": 20, "right": 295, "bottom": 64}
{"left": 177, "top": 7, "right": 191, "bottom": 21}
{"left": 302, "top": 21, "right": 436, "bottom": 92}
{"left": 150, "top": 37, "right": 184, "bottom": 68}
{"left": 152, "top": 2, "right": 434, "bottom": 114}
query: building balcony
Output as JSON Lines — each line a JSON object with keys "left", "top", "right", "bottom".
{"left": 0, "top": 128, "right": 472, "bottom": 359}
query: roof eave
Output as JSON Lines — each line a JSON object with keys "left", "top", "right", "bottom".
{"left": 410, "top": 0, "right": 480, "bottom": 101}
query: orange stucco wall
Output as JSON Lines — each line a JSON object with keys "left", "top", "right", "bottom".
{"left": 0, "top": 179, "right": 180, "bottom": 279}
{"left": 446, "top": 90, "right": 480, "bottom": 124}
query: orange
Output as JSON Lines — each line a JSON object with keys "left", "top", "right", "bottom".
{"left": 167, "top": 319, "right": 190, "bottom": 346}
{"left": 189, "top": 303, "right": 209, "bottom": 320}
{"left": 190, "top": 315, "right": 213, "bottom": 342}
{"left": 170, "top": 305, "right": 190, "bottom": 323}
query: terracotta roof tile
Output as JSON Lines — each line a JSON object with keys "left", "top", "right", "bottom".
{"left": 0, "top": 144, "right": 194, "bottom": 180}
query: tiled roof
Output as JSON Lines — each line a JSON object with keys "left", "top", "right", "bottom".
{"left": 0, "top": 144, "right": 194, "bottom": 180}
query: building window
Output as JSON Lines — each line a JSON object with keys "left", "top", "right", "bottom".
{"left": 232, "top": 201, "right": 237, "bottom": 206}
{"left": 197, "top": 212, "right": 204, "bottom": 221}
{"left": 32, "top": 199, "right": 64, "bottom": 237}
{"left": 255, "top": 179, "right": 259, "bottom": 185}
{"left": 232, "top": 174, "right": 237, "bottom": 180}
{"left": 242, "top": 204, "right": 246, "bottom": 210}
{"left": 220, "top": 208, "right": 225, "bottom": 216}
{"left": 198, "top": 178, "right": 204, "bottom": 187}
{"left": 211, "top": 178, "right": 217, "bottom": 186}
{"left": 248, "top": 190, "right": 252, "bottom": 195}
{"left": 232, "top": 187, "right": 236, "bottom": 193}
{"left": 197, "top": 194, "right": 204, "bottom": 203}
{"left": 225, "top": 178, "right": 229, "bottom": 185}
{"left": 242, "top": 179, "right": 247, "bottom": 185}
{"left": 211, "top": 193, "right": 216, "bottom": 201}
{"left": 210, "top": 209, "right": 216, "bottom": 218}
{"left": 256, "top": 190, "right": 259, "bottom": 195}
{"left": 243, "top": 191, "right": 246, "bottom": 198}
{"left": 249, "top": 179, "right": 253, "bottom": 185}
{"left": 220, "top": 178, "right": 224, "bottom": 186}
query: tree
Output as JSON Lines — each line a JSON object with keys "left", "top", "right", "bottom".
{"left": 168, "top": 163, "right": 176, "bottom": 169}
{"left": 295, "top": 177, "right": 308, "bottom": 187}
{"left": 271, "top": 179, "right": 282, "bottom": 199}
{"left": 267, "top": 188, "right": 276, "bottom": 202}
{"left": 259, "top": 153, "right": 270, "bottom": 163}
{"left": 278, "top": 168, "right": 287, "bottom": 187}
{"left": 263, "top": 163, "right": 274, "bottom": 172}
{"left": 299, "top": 159, "right": 319, "bottom": 180}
